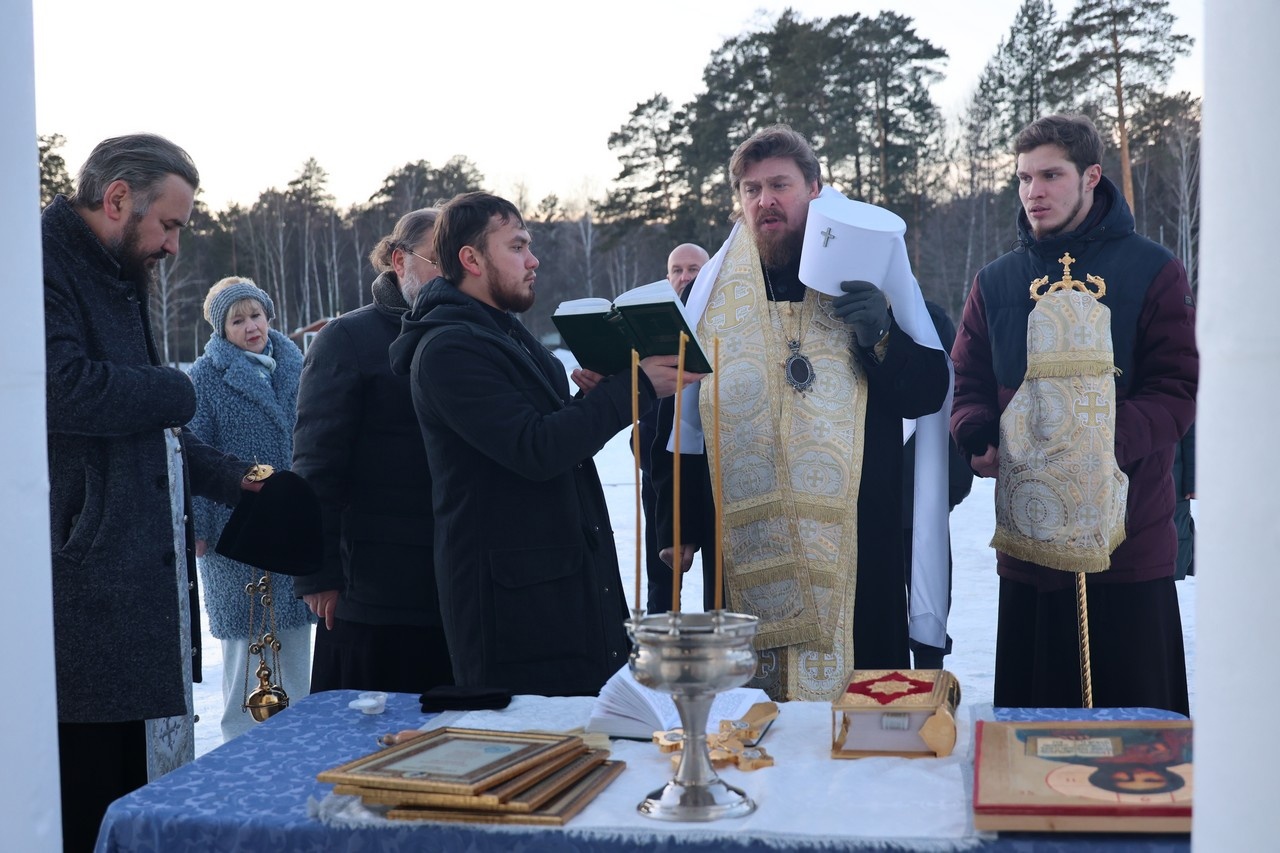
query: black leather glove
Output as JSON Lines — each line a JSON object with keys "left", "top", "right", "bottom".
{"left": 832, "top": 280, "right": 891, "bottom": 347}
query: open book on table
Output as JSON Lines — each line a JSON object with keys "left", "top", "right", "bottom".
{"left": 584, "top": 664, "right": 770, "bottom": 741}
{"left": 551, "top": 280, "right": 713, "bottom": 376}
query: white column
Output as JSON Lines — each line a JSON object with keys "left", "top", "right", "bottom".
{"left": 1196, "top": 1, "right": 1280, "bottom": 849}
{"left": 0, "top": 0, "right": 62, "bottom": 850}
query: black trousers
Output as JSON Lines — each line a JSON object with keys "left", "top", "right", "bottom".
{"left": 994, "top": 575, "right": 1189, "bottom": 716}
{"left": 310, "top": 617, "right": 454, "bottom": 695}
{"left": 58, "top": 719, "right": 147, "bottom": 853}
{"left": 642, "top": 470, "right": 716, "bottom": 613}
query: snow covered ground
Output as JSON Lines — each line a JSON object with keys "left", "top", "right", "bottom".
{"left": 193, "top": 364, "right": 1198, "bottom": 756}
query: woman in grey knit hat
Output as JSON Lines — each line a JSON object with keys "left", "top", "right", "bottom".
{"left": 187, "top": 276, "right": 314, "bottom": 742}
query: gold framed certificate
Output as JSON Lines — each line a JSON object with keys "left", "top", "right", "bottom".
{"left": 317, "top": 727, "right": 584, "bottom": 795}
{"left": 335, "top": 747, "right": 609, "bottom": 813}
{"left": 385, "top": 761, "right": 626, "bottom": 825}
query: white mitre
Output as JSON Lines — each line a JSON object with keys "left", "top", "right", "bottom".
{"left": 798, "top": 190, "right": 907, "bottom": 296}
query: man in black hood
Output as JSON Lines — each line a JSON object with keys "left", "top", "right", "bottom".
{"left": 390, "top": 192, "right": 698, "bottom": 696}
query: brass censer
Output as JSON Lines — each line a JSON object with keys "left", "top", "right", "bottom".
{"left": 242, "top": 572, "right": 289, "bottom": 722}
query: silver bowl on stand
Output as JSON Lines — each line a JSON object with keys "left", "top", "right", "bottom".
{"left": 628, "top": 610, "right": 760, "bottom": 821}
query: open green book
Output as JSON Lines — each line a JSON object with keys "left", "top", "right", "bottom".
{"left": 551, "top": 281, "right": 713, "bottom": 375}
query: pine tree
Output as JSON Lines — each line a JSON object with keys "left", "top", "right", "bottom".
{"left": 994, "top": 0, "right": 1070, "bottom": 139}
{"left": 38, "top": 133, "right": 73, "bottom": 209}
{"left": 1057, "top": 0, "right": 1192, "bottom": 210}
{"left": 600, "top": 94, "right": 686, "bottom": 227}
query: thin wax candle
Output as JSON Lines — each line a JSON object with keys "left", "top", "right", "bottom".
{"left": 671, "top": 332, "right": 687, "bottom": 614}
{"left": 631, "top": 349, "right": 642, "bottom": 616}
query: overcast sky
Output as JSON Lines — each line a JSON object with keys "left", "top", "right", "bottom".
{"left": 33, "top": 0, "right": 1203, "bottom": 212}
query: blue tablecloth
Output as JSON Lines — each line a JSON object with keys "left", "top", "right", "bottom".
{"left": 95, "top": 691, "right": 1189, "bottom": 853}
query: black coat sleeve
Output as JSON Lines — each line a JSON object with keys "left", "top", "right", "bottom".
{"left": 290, "top": 322, "right": 361, "bottom": 596}
{"left": 859, "top": 321, "right": 949, "bottom": 419}
{"left": 417, "top": 326, "right": 655, "bottom": 482}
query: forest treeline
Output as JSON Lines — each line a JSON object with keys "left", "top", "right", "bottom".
{"left": 38, "top": 0, "right": 1198, "bottom": 362}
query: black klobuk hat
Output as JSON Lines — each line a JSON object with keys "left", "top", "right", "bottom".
{"left": 215, "top": 470, "right": 322, "bottom": 576}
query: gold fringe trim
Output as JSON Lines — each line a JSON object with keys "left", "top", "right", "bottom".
{"left": 720, "top": 548, "right": 822, "bottom": 651}
{"left": 753, "top": 623, "right": 822, "bottom": 651}
{"left": 1024, "top": 359, "right": 1116, "bottom": 380}
{"left": 991, "top": 524, "right": 1128, "bottom": 574}
{"left": 730, "top": 502, "right": 790, "bottom": 527}
{"left": 727, "top": 501, "right": 847, "bottom": 527}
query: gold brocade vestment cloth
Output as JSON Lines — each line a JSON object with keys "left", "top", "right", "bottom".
{"left": 993, "top": 289, "right": 1128, "bottom": 572}
{"left": 696, "top": 226, "right": 867, "bottom": 702}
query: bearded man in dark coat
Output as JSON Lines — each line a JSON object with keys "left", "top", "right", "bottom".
{"left": 390, "top": 192, "right": 698, "bottom": 697}
{"left": 292, "top": 208, "right": 454, "bottom": 696}
{"left": 43, "top": 134, "right": 258, "bottom": 851}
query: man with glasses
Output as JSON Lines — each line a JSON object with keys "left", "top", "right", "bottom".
{"left": 293, "top": 208, "right": 455, "bottom": 697}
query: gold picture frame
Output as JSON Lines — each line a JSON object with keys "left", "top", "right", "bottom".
{"left": 334, "top": 747, "right": 608, "bottom": 812}
{"left": 385, "top": 760, "right": 626, "bottom": 825}
{"left": 317, "top": 727, "right": 585, "bottom": 795}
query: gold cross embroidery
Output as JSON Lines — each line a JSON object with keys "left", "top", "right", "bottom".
{"left": 1074, "top": 390, "right": 1110, "bottom": 427}
{"left": 705, "top": 281, "right": 756, "bottom": 330}
{"left": 806, "top": 654, "right": 839, "bottom": 680}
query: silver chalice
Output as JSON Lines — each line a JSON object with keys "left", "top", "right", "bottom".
{"left": 628, "top": 610, "right": 760, "bottom": 821}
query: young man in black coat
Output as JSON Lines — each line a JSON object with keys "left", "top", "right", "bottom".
{"left": 389, "top": 192, "right": 700, "bottom": 697}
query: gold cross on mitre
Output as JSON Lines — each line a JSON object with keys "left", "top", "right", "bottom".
{"left": 1029, "top": 252, "right": 1107, "bottom": 300}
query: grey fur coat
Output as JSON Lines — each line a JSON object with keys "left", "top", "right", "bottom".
{"left": 188, "top": 329, "right": 313, "bottom": 638}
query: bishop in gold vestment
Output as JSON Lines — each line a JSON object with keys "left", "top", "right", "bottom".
{"left": 652, "top": 126, "right": 949, "bottom": 701}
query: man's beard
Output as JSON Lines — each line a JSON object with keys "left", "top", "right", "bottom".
{"left": 112, "top": 214, "right": 165, "bottom": 288}
{"left": 752, "top": 213, "right": 805, "bottom": 269}
{"left": 1032, "top": 180, "right": 1087, "bottom": 240}
{"left": 488, "top": 275, "right": 535, "bottom": 313}
{"left": 482, "top": 256, "right": 535, "bottom": 313}
{"left": 400, "top": 269, "right": 428, "bottom": 308}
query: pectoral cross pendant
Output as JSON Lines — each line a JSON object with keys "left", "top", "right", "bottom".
{"left": 785, "top": 340, "right": 815, "bottom": 394}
